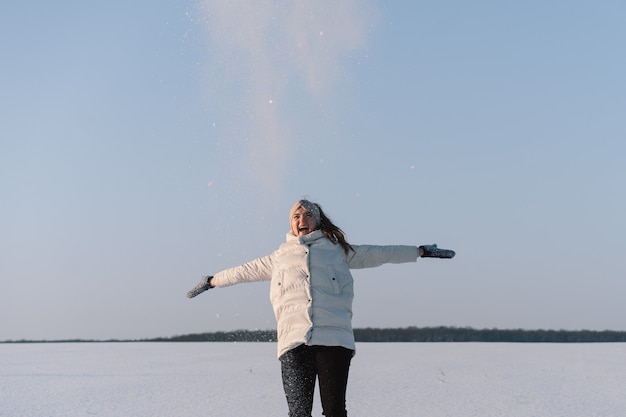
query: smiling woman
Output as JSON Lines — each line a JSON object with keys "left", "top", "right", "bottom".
{"left": 289, "top": 200, "right": 353, "bottom": 258}
{"left": 290, "top": 200, "right": 320, "bottom": 236}
{"left": 186, "top": 198, "right": 454, "bottom": 417}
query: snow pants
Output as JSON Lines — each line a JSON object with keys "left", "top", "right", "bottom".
{"left": 279, "top": 345, "right": 354, "bottom": 417}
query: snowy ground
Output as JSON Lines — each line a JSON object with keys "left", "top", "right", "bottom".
{"left": 1, "top": 342, "right": 625, "bottom": 417}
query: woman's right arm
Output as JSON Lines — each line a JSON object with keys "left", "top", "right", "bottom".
{"left": 211, "top": 254, "right": 274, "bottom": 287}
{"left": 186, "top": 254, "right": 274, "bottom": 298}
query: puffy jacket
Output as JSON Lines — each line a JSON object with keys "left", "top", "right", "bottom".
{"left": 212, "top": 230, "right": 419, "bottom": 358}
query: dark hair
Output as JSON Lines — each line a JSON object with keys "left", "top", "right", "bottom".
{"left": 316, "top": 204, "right": 353, "bottom": 255}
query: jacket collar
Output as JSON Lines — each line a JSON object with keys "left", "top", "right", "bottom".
{"left": 286, "top": 229, "right": 324, "bottom": 244}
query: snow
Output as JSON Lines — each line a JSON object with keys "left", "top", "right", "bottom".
{"left": 2, "top": 342, "right": 625, "bottom": 417}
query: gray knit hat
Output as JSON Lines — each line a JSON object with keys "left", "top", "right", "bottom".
{"left": 289, "top": 199, "right": 321, "bottom": 224}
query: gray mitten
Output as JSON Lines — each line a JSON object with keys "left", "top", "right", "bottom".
{"left": 419, "top": 244, "right": 455, "bottom": 259}
{"left": 186, "top": 275, "right": 214, "bottom": 298}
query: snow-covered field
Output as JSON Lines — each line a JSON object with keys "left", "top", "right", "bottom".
{"left": 1, "top": 342, "right": 625, "bottom": 417}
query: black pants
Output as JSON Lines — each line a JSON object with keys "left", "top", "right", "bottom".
{"left": 279, "top": 345, "right": 353, "bottom": 417}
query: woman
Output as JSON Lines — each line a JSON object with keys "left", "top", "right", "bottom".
{"left": 187, "top": 199, "right": 454, "bottom": 417}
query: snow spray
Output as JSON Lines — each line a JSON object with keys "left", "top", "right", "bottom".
{"left": 198, "top": 0, "right": 379, "bottom": 199}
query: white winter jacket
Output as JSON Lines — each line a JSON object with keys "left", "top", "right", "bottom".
{"left": 212, "top": 230, "right": 419, "bottom": 358}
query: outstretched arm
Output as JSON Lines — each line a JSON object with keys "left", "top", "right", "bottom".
{"left": 185, "top": 254, "right": 274, "bottom": 298}
{"left": 347, "top": 243, "right": 455, "bottom": 269}
{"left": 347, "top": 245, "right": 419, "bottom": 268}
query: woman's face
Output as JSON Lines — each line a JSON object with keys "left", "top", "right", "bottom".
{"left": 291, "top": 206, "right": 319, "bottom": 236}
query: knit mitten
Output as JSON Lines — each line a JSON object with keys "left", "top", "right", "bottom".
{"left": 186, "top": 276, "right": 214, "bottom": 298}
{"left": 418, "top": 244, "right": 455, "bottom": 259}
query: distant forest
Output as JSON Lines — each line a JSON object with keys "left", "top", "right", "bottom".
{"left": 4, "top": 326, "right": 626, "bottom": 343}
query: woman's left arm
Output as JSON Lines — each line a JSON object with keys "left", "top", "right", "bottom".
{"left": 346, "top": 245, "right": 419, "bottom": 269}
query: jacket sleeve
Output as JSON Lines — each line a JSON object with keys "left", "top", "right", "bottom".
{"left": 346, "top": 245, "right": 419, "bottom": 269}
{"left": 211, "top": 254, "right": 274, "bottom": 287}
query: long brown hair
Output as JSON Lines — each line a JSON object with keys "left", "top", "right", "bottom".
{"left": 316, "top": 203, "right": 353, "bottom": 255}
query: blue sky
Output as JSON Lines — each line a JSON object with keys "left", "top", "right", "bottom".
{"left": 1, "top": 1, "right": 625, "bottom": 341}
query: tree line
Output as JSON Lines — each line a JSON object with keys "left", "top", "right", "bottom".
{"left": 352, "top": 326, "right": 626, "bottom": 343}
{"left": 5, "top": 326, "right": 626, "bottom": 343}
{"left": 154, "top": 327, "right": 626, "bottom": 343}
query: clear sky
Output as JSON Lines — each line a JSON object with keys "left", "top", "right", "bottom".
{"left": 2, "top": 1, "right": 625, "bottom": 341}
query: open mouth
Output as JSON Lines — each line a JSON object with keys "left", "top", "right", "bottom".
{"left": 298, "top": 227, "right": 310, "bottom": 234}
